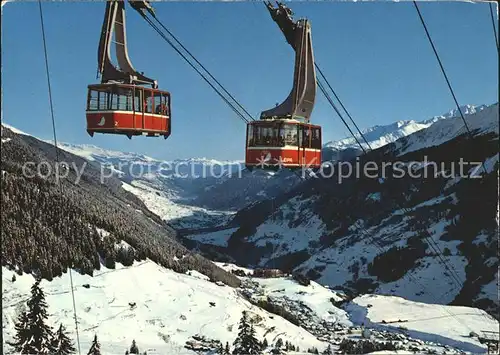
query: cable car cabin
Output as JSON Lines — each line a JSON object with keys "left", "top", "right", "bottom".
{"left": 245, "top": 119, "right": 322, "bottom": 170}
{"left": 86, "top": 83, "right": 171, "bottom": 139}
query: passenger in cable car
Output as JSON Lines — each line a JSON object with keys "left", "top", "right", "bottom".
{"left": 155, "top": 103, "right": 167, "bottom": 115}
{"left": 144, "top": 98, "right": 151, "bottom": 113}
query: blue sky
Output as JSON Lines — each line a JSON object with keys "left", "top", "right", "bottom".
{"left": 2, "top": 1, "right": 498, "bottom": 161}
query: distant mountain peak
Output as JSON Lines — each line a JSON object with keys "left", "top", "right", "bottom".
{"left": 323, "top": 104, "right": 486, "bottom": 153}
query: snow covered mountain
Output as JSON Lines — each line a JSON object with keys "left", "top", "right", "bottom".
{"left": 322, "top": 104, "right": 487, "bottom": 160}
{"left": 1, "top": 103, "right": 499, "bottom": 354}
{"left": 182, "top": 103, "right": 499, "bottom": 318}
{"left": 15, "top": 104, "right": 485, "bottom": 231}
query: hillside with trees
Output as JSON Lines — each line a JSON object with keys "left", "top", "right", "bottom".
{"left": 0, "top": 126, "right": 240, "bottom": 287}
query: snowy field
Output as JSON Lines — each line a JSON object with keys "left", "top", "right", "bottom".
{"left": 2, "top": 261, "right": 327, "bottom": 355}
{"left": 346, "top": 294, "right": 499, "bottom": 353}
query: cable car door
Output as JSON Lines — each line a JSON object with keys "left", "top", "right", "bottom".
{"left": 134, "top": 87, "right": 144, "bottom": 131}
{"left": 298, "top": 125, "right": 308, "bottom": 167}
{"left": 304, "top": 126, "right": 312, "bottom": 167}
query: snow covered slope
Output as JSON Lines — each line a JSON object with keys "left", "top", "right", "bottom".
{"left": 2, "top": 262, "right": 327, "bottom": 355}
{"left": 393, "top": 103, "right": 498, "bottom": 156}
{"left": 4, "top": 261, "right": 497, "bottom": 355}
{"left": 346, "top": 294, "right": 498, "bottom": 353}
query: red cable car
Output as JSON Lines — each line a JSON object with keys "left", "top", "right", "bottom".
{"left": 246, "top": 2, "right": 321, "bottom": 170}
{"left": 86, "top": 83, "right": 171, "bottom": 139}
{"left": 246, "top": 119, "right": 321, "bottom": 169}
{"left": 86, "top": 0, "right": 171, "bottom": 139}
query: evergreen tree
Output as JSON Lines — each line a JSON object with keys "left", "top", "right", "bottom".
{"left": 12, "top": 274, "right": 16, "bottom": 282}
{"left": 130, "top": 339, "right": 139, "bottom": 354}
{"left": 8, "top": 311, "right": 30, "bottom": 353}
{"left": 87, "top": 334, "right": 101, "bottom": 355}
{"left": 232, "top": 311, "right": 262, "bottom": 354}
{"left": 322, "top": 344, "right": 333, "bottom": 355}
{"left": 275, "top": 338, "right": 283, "bottom": 349}
{"left": 52, "top": 324, "right": 76, "bottom": 354}
{"left": 247, "top": 325, "right": 261, "bottom": 354}
{"left": 9, "top": 279, "right": 55, "bottom": 354}
{"left": 225, "top": 341, "right": 231, "bottom": 355}
{"left": 261, "top": 338, "right": 268, "bottom": 349}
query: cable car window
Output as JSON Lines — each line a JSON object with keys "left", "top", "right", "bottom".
{"left": 110, "top": 92, "right": 118, "bottom": 110}
{"left": 110, "top": 86, "right": 133, "bottom": 111}
{"left": 153, "top": 92, "right": 162, "bottom": 114}
{"left": 249, "top": 124, "right": 280, "bottom": 147}
{"left": 144, "top": 90, "right": 153, "bottom": 113}
{"left": 134, "top": 88, "right": 142, "bottom": 112}
{"left": 119, "top": 91, "right": 132, "bottom": 111}
{"left": 162, "top": 93, "right": 170, "bottom": 116}
{"left": 87, "top": 90, "right": 99, "bottom": 111}
{"left": 302, "top": 126, "right": 311, "bottom": 148}
{"left": 281, "top": 123, "right": 298, "bottom": 146}
{"left": 125, "top": 89, "right": 133, "bottom": 111}
{"left": 311, "top": 127, "right": 321, "bottom": 149}
{"left": 247, "top": 125, "right": 254, "bottom": 146}
{"left": 100, "top": 91, "right": 109, "bottom": 110}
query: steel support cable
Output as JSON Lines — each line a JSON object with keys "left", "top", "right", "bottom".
{"left": 317, "top": 79, "right": 367, "bottom": 154}
{"left": 413, "top": 0, "right": 488, "bottom": 175}
{"left": 149, "top": 13, "right": 255, "bottom": 122}
{"left": 488, "top": 1, "right": 499, "bottom": 52}
{"left": 38, "top": 1, "right": 81, "bottom": 354}
{"left": 291, "top": 4, "right": 487, "bottom": 306}
{"left": 251, "top": 2, "right": 489, "bottom": 309}
{"left": 257, "top": 2, "right": 492, "bottom": 327}
{"left": 357, "top": 226, "right": 478, "bottom": 333}
{"left": 140, "top": 15, "right": 250, "bottom": 124}
{"left": 288, "top": 171, "right": 478, "bottom": 332}
{"left": 412, "top": 3, "right": 495, "bottom": 321}
{"left": 291, "top": 155, "right": 482, "bottom": 329}
{"left": 423, "top": 233, "right": 465, "bottom": 291}
{"left": 274, "top": 144, "right": 485, "bottom": 328}
{"left": 315, "top": 63, "right": 373, "bottom": 151}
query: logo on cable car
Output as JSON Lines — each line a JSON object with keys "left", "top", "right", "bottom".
{"left": 97, "top": 116, "right": 106, "bottom": 126}
{"left": 256, "top": 151, "right": 272, "bottom": 168}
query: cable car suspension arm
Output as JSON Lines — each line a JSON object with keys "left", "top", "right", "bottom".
{"left": 98, "top": 0, "right": 157, "bottom": 88}
{"left": 261, "top": 1, "right": 317, "bottom": 123}
{"left": 263, "top": 2, "right": 373, "bottom": 151}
